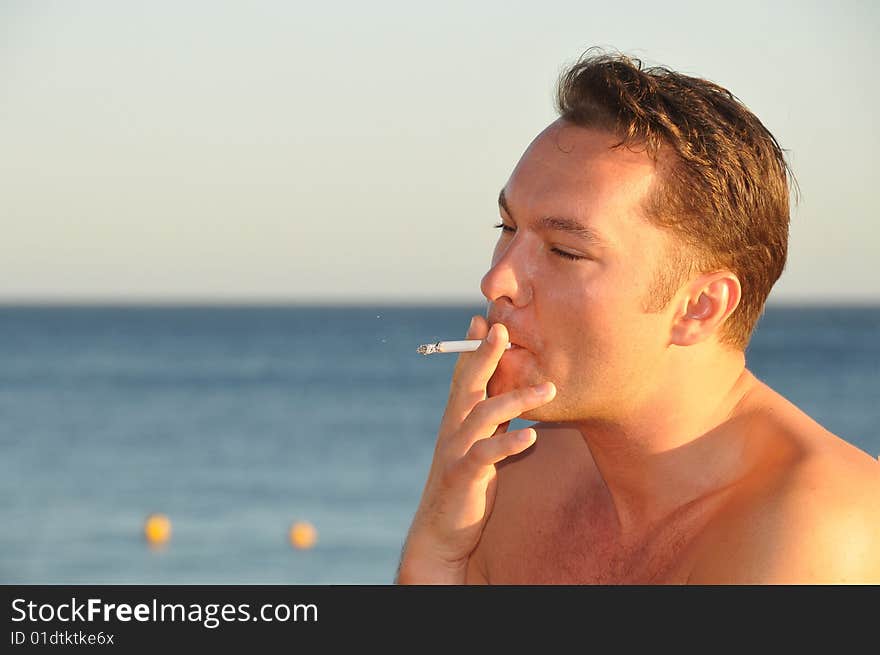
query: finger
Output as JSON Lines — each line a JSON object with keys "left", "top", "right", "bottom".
{"left": 452, "top": 322, "right": 510, "bottom": 397}
{"left": 443, "top": 322, "right": 511, "bottom": 428}
{"left": 450, "top": 314, "right": 489, "bottom": 380}
{"left": 441, "top": 315, "right": 488, "bottom": 422}
{"left": 458, "top": 382, "right": 556, "bottom": 448}
{"left": 467, "top": 314, "right": 489, "bottom": 339}
{"left": 464, "top": 427, "right": 538, "bottom": 468}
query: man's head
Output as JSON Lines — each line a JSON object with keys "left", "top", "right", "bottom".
{"left": 555, "top": 49, "right": 794, "bottom": 349}
{"left": 482, "top": 50, "right": 794, "bottom": 421}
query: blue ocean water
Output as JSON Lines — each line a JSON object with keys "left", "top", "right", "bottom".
{"left": 0, "top": 304, "right": 877, "bottom": 584}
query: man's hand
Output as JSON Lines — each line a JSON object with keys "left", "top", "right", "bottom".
{"left": 396, "top": 314, "right": 556, "bottom": 584}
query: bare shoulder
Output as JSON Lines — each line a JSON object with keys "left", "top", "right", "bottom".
{"left": 689, "top": 416, "right": 880, "bottom": 584}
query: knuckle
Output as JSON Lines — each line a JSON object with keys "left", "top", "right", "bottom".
{"left": 467, "top": 396, "right": 490, "bottom": 421}
{"left": 438, "top": 461, "right": 464, "bottom": 489}
{"left": 464, "top": 396, "right": 505, "bottom": 430}
{"left": 465, "top": 441, "right": 489, "bottom": 468}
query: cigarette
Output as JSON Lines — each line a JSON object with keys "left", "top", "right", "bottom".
{"left": 416, "top": 339, "right": 513, "bottom": 355}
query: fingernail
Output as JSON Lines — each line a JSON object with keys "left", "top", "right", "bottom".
{"left": 468, "top": 316, "right": 477, "bottom": 333}
{"left": 516, "top": 429, "right": 536, "bottom": 443}
{"left": 486, "top": 324, "right": 496, "bottom": 344}
{"left": 534, "top": 382, "right": 554, "bottom": 395}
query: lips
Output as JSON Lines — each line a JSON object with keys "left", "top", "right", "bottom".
{"left": 488, "top": 322, "right": 533, "bottom": 352}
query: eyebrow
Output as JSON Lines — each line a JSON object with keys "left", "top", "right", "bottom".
{"left": 498, "top": 189, "right": 608, "bottom": 248}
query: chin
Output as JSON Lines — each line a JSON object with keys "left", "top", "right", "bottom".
{"left": 487, "top": 370, "right": 523, "bottom": 398}
{"left": 518, "top": 405, "right": 554, "bottom": 422}
{"left": 487, "top": 362, "right": 542, "bottom": 399}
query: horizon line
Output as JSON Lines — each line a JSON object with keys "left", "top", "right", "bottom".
{"left": 0, "top": 296, "right": 878, "bottom": 308}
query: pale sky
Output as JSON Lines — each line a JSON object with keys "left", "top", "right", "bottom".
{"left": 1, "top": 0, "right": 877, "bottom": 304}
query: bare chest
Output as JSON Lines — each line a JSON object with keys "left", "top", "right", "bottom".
{"left": 481, "top": 489, "right": 705, "bottom": 584}
{"left": 496, "top": 522, "right": 696, "bottom": 584}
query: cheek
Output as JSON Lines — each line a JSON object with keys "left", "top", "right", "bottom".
{"left": 486, "top": 369, "right": 510, "bottom": 399}
{"left": 540, "top": 293, "right": 624, "bottom": 384}
{"left": 487, "top": 350, "right": 542, "bottom": 397}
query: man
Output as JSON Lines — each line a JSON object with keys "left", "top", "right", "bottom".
{"left": 396, "top": 50, "right": 880, "bottom": 584}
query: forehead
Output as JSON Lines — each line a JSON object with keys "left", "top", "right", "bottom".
{"left": 504, "top": 120, "right": 662, "bottom": 249}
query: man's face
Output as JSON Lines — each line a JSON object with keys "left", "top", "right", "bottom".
{"left": 482, "top": 119, "right": 680, "bottom": 422}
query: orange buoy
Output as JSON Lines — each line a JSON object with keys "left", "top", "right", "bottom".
{"left": 288, "top": 521, "right": 317, "bottom": 550}
{"left": 144, "top": 513, "right": 172, "bottom": 546}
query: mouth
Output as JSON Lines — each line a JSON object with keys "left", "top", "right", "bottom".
{"left": 504, "top": 341, "right": 529, "bottom": 353}
{"left": 495, "top": 329, "right": 531, "bottom": 352}
{"left": 485, "top": 312, "right": 533, "bottom": 352}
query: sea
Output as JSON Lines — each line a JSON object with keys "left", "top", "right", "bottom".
{"left": 0, "top": 304, "right": 877, "bottom": 584}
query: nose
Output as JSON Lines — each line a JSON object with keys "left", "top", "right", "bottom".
{"left": 480, "top": 235, "right": 533, "bottom": 307}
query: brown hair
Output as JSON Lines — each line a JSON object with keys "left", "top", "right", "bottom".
{"left": 556, "top": 48, "right": 796, "bottom": 350}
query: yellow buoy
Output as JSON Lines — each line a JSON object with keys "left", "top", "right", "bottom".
{"left": 144, "top": 513, "right": 172, "bottom": 546}
{"left": 288, "top": 521, "right": 317, "bottom": 550}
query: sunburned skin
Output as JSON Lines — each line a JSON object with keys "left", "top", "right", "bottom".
{"left": 468, "top": 378, "right": 880, "bottom": 584}
{"left": 397, "top": 116, "right": 880, "bottom": 586}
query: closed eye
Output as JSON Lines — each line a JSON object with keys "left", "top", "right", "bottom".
{"left": 550, "top": 248, "right": 586, "bottom": 261}
{"left": 493, "top": 223, "right": 588, "bottom": 261}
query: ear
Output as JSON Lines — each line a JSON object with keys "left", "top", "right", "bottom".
{"left": 669, "top": 272, "right": 741, "bottom": 346}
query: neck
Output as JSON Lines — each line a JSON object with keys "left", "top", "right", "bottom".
{"left": 573, "top": 349, "right": 759, "bottom": 536}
